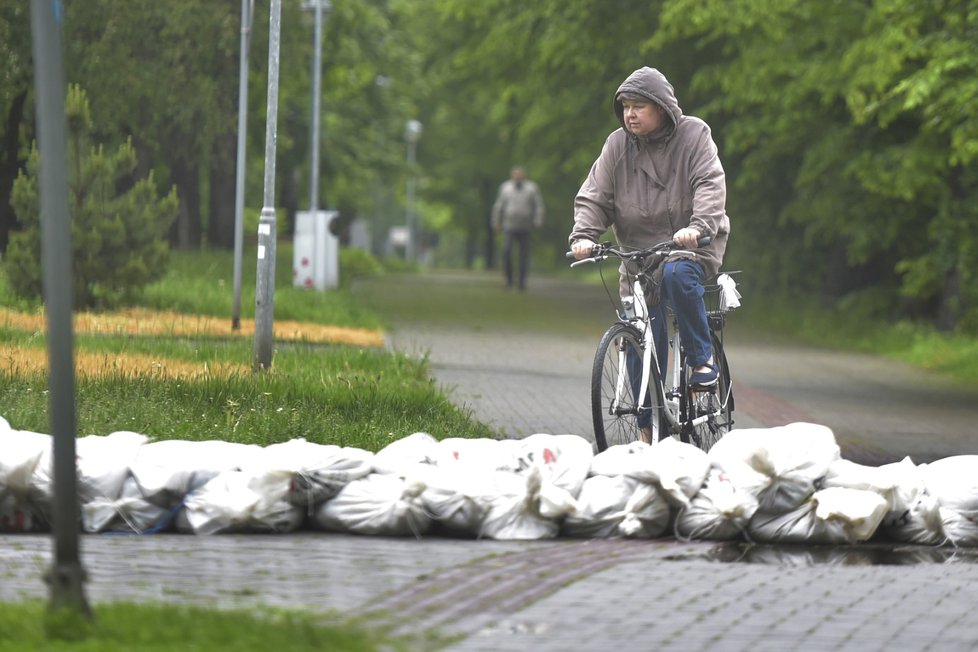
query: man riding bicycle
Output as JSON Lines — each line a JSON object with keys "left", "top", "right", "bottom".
{"left": 568, "top": 66, "right": 731, "bottom": 441}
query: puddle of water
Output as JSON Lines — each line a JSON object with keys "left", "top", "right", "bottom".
{"left": 672, "top": 542, "right": 978, "bottom": 566}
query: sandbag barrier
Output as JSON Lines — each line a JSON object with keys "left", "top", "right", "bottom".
{"left": 1, "top": 417, "right": 976, "bottom": 546}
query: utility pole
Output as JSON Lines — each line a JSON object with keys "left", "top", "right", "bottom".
{"left": 30, "top": 0, "right": 91, "bottom": 616}
{"left": 231, "top": 0, "right": 254, "bottom": 331}
{"left": 404, "top": 119, "right": 423, "bottom": 262}
{"left": 253, "top": 0, "right": 282, "bottom": 371}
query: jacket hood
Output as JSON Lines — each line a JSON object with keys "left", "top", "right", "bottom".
{"left": 614, "top": 67, "right": 683, "bottom": 140}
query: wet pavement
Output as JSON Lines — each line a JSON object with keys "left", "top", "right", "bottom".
{"left": 4, "top": 270, "right": 978, "bottom": 650}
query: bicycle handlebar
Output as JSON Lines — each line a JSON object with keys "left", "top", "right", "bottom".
{"left": 566, "top": 235, "right": 712, "bottom": 267}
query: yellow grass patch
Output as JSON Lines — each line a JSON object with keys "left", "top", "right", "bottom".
{"left": 0, "top": 344, "right": 247, "bottom": 380}
{"left": 0, "top": 307, "right": 385, "bottom": 347}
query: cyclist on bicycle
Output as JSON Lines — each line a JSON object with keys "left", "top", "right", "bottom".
{"left": 569, "top": 66, "right": 730, "bottom": 400}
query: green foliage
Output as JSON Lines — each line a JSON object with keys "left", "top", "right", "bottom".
{"left": 5, "top": 86, "right": 177, "bottom": 309}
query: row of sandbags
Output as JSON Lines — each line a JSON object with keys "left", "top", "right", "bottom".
{"left": 1, "top": 417, "right": 976, "bottom": 544}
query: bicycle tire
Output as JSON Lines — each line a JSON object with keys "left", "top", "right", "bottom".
{"left": 683, "top": 334, "right": 734, "bottom": 452}
{"left": 591, "top": 322, "right": 665, "bottom": 452}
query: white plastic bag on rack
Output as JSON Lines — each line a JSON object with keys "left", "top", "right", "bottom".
{"left": 709, "top": 422, "right": 840, "bottom": 513}
{"left": 590, "top": 438, "right": 710, "bottom": 509}
{"left": 128, "top": 439, "right": 264, "bottom": 507}
{"left": 717, "top": 273, "right": 741, "bottom": 311}
{"left": 0, "top": 428, "right": 49, "bottom": 498}
{"left": 312, "top": 472, "right": 431, "bottom": 537}
{"left": 675, "top": 465, "right": 759, "bottom": 541}
{"left": 748, "top": 487, "right": 888, "bottom": 544}
{"left": 258, "top": 438, "right": 374, "bottom": 509}
{"left": 561, "top": 474, "right": 670, "bottom": 539}
{"left": 919, "top": 456, "right": 978, "bottom": 546}
{"left": 176, "top": 468, "right": 303, "bottom": 535}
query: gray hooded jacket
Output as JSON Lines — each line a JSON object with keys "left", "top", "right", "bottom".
{"left": 569, "top": 67, "right": 729, "bottom": 294}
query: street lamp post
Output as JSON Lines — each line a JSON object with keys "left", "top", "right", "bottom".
{"left": 404, "top": 119, "right": 422, "bottom": 262}
{"left": 231, "top": 0, "right": 254, "bottom": 331}
{"left": 253, "top": 0, "right": 283, "bottom": 371}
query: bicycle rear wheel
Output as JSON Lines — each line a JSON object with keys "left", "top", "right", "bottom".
{"left": 591, "top": 323, "right": 665, "bottom": 452}
{"left": 683, "top": 337, "right": 734, "bottom": 452}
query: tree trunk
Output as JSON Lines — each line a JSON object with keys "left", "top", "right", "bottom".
{"left": 169, "top": 160, "right": 202, "bottom": 249}
{"left": 207, "top": 133, "right": 237, "bottom": 249}
{"left": 0, "top": 90, "right": 27, "bottom": 253}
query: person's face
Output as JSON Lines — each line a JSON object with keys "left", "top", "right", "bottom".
{"left": 511, "top": 168, "right": 526, "bottom": 183}
{"left": 622, "top": 98, "right": 665, "bottom": 137}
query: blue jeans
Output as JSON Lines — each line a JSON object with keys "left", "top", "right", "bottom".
{"left": 630, "top": 259, "right": 713, "bottom": 428}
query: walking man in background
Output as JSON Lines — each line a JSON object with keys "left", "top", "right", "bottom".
{"left": 492, "top": 165, "right": 545, "bottom": 290}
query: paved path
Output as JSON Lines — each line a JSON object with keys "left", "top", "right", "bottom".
{"left": 4, "top": 270, "right": 978, "bottom": 651}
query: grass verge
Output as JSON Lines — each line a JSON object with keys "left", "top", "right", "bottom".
{"left": 0, "top": 601, "right": 398, "bottom": 652}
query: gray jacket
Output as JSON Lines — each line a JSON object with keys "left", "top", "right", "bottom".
{"left": 492, "top": 179, "right": 545, "bottom": 233}
{"left": 569, "top": 67, "right": 729, "bottom": 289}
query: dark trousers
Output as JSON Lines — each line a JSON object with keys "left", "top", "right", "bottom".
{"left": 502, "top": 230, "right": 531, "bottom": 289}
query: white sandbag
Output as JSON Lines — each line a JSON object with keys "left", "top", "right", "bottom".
{"left": 28, "top": 430, "right": 149, "bottom": 521}
{"left": 81, "top": 475, "right": 172, "bottom": 534}
{"left": 561, "top": 474, "right": 670, "bottom": 539}
{"left": 0, "top": 493, "right": 43, "bottom": 532}
{"left": 129, "top": 439, "right": 264, "bottom": 507}
{"left": 870, "top": 457, "right": 945, "bottom": 544}
{"left": 676, "top": 465, "right": 759, "bottom": 541}
{"left": 0, "top": 429, "right": 49, "bottom": 497}
{"left": 257, "top": 439, "right": 374, "bottom": 509}
{"left": 420, "top": 464, "right": 495, "bottom": 536}
{"left": 511, "top": 434, "right": 594, "bottom": 498}
{"left": 439, "top": 437, "right": 522, "bottom": 472}
{"left": 915, "top": 456, "right": 978, "bottom": 546}
{"left": 479, "top": 466, "right": 576, "bottom": 540}
{"left": 812, "top": 487, "right": 889, "bottom": 542}
{"left": 937, "top": 507, "right": 978, "bottom": 547}
{"left": 749, "top": 487, "right": 888, "bottom": 544}
{"left": 709, "top": 422, "right": 840, "bottom": 512}
{"left": 373, "top": 432, "right": 454, "bottom": 474}
{"left": 919, "top": 456, "right": 978, "bottom": 513}
{"left": 312, "top": 473, "right": 431, "bottom": 537}
{"left": 822, "top": 458, "right": 908, "bottom": 513}
{"left": 590, "top": 438, "right": 710, "bottom": 508}
{"left": 176, "top": 468, "right": 303, "bottom": 535}
{"left": 77, "top": 431, "right": 149, "bottom": 502}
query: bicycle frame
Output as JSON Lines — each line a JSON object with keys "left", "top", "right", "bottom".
{"left": 620, "top": 276, "right": 684, "bottom": 436}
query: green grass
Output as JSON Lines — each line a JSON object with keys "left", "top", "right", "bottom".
{"left": 0, "top": 601, "right": 396, "bottom": 652}
{"left": 0, "top": 244, "right": 498, "bottom": 447}
{"left": 735, "top": 295, "right": 978, "bottom": 384}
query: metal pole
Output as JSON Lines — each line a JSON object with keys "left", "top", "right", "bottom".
{"left": 309, "top": 0, "right": 323, "bottom": 215}
{"left": 253, "top": 0, "right": 282, "bottom": 371}
{"left": 29, "top": 0, "right": 91, "bottom": 616}
{"left": 231, "top": 0, "right": 254, "bottom": 331}
{"left": 405, "top": 139, "right": 416, "bottom": 262}
{"left": 403, "top": 120, "right": 422, "bottom": 262}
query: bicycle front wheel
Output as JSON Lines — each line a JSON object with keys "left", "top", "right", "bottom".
{"left": 684, "top": 338, "right": 734, "bottom": 452}
{"left": 591, "top": 323, "right": 665, "bottom": 452}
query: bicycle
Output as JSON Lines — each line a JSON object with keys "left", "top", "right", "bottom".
{"left": 568, "top": 239, "right": 739, "bottom": 453}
